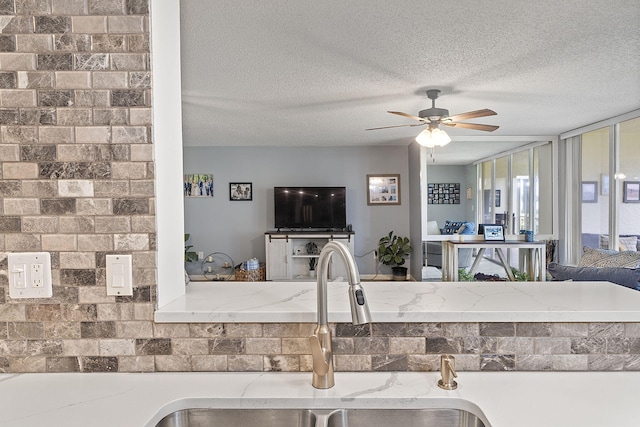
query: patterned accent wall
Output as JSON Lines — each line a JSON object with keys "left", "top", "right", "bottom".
{"left": 0, "top": 0, "right": 156, "bottom": 373}
{"left": 0, "top": 0, "right": 638, "bottom": 374}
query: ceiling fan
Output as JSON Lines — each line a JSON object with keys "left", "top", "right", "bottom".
{"left": 366, "top": 89, "right": 499, "bottom": 148}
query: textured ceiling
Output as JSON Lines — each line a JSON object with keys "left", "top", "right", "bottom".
{"left": 179, "top": 0, "right": 640, "bottom": 164}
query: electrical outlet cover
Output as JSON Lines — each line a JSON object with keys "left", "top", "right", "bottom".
{"left": 8, "top": 252, "right": 53, "bottom": 299}
{"left": 106, "top": 254, "right": 133, "bottom": 296}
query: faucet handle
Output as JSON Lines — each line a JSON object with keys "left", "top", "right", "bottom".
{"left": 309, "top": 334, "right": 331, "bottom": 375}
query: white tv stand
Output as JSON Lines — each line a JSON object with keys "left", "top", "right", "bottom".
{"left": 264, "top": 231, "right": 355, "bottom": 280}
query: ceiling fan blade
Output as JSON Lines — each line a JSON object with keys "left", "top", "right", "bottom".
{"left": 365, "top": 123, "right": 425, "bottom": 131}
{"left": 446, "top": 109, "right": 497, "bottom": 122}
{"left": 443, "top": 122, "right": 500, "bottom": 132}
{"left": 388, "top": 110, "right": 426, "bottom": 122}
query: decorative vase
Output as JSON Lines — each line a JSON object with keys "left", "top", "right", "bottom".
{"left": 309, "top": 269, "right": 316, "bottom": 278}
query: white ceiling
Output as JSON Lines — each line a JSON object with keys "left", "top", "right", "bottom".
{"left": 179, "top": 0, "right": 640, "bottom": 164}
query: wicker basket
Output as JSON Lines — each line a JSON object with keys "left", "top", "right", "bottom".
{"left": 235, "top": 264, "right": 266, "bottom": 282}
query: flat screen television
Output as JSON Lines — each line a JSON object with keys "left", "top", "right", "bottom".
{"left": 274, "top": 187, "right": 347, "bottom": 230}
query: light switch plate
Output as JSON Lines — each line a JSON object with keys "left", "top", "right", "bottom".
{"left": 106, "top": 254, "right": 133, "bottom": 296}
{"left": 8, "top": 252, "right": 53, "bottom": 299}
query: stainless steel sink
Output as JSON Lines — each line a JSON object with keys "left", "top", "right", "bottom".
{"left": 154, "top": 408, "right": 487, "bottom": 427}
{"left": 155, "top": 409, "right": 316, "bottom": 427}
{"left": 326, "top": 408, "right": 487, "bottom": 427}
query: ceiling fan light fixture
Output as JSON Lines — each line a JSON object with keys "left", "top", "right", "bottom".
{"left": 415, "top": 127, "right": 451, "bottom": 148}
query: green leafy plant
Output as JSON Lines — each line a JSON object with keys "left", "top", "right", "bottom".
{"left": 511, "top": 268, "right": 531, "bottom": 281}
{"left": 184, "top": 234, "right": 198, "bottom": 263}
{"left": 457, "top": 268, "right": 475, "bottom": 282}
{"left": 377, "top": 231, "right": 412, "bottom": 267}
{"left": 305, "top": 242, "right": 318, "bottom": 270}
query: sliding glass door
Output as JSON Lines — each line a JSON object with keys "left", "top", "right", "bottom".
{"left": 513, "top": 150, "right": 531, "bottom": 234}
{"left": 481, "top": 161, "right": 493, "bottom": 224}
{"left": 558, "top": 113, "right": 640, "bottom": 265}
{"left": 477, "top": 142, "right": 553, "bottom": 267}
{"left": 619, "top": 118, "right": 640, "bottom": 251}
{"left": 580, "top": 127, "right": 610, "bottom": 250}
{"left": 494, "top": 156, "right": 510, "bottom": 233}
{"left": 535, "top": 144, "right": 554, "bottom": 236}
{"left": 572, "top": 115, "right": 640, "bottom": 259}
{"left": 479, "top": 143, "right": 553, "bottom": 236}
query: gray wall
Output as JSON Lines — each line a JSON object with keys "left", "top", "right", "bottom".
{"left": 183, "top": 146, "right": 411, "bottom": 276}
{"left": 426, "top": 165, "right": 473, "bottom": 228}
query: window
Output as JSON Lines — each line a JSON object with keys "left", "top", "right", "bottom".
{"left": 477, "top": 142, "right": 554, "bottom": 267}
{"left": 478, "top": 142, "right": 554, "bottom": 237}
{"left": 580, "top": 127, "right": 610, "bottom": 250}
{"left": 617, "top": 117, "right": 640, "bottom": 250}
{"left": 534, "top": 144, "right": 553, "bottom": 235}
{"left": 561, "top": 113, "right": 640, "bottom": 265}
{"left": 513, "top": 150, "right": 530, "bottom": 233}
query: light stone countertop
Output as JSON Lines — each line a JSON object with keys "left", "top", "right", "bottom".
{"left": 155, "top": 280, "right": 640, "bottom": 323}
{"left": 0, "top": 371, "right": 638, "bottom": 427}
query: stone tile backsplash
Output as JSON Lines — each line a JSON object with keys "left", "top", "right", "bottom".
{"left": 1, "top": 317, "right": 639, "bottom": 373}
{"left": 0, "top": 0, "right": 638, "bottom": 374}
{"left": 0, "top": 0, "right": 154, "bottom": 372}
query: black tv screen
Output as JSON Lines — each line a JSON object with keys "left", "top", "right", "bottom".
{"left": 274, "top": 187, "right": 346, "bottom": 230}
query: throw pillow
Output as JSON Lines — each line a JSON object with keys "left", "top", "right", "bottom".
{"left": 599, "top": 234, "right": 609, "bottom": 249}
{"left": 426, "top": 221, "right": 441, "bottom": 235}
{"left": 442, "top": 220, "right": 466, "bottom": 234}
{"left": 457, "top": 222, "right": 476, "bottom": 235}
{"left": 619, "top": 236, "right": 638, "bottom": 251}
{"left": 548, "top": 263, "right": 640, "bottom": 290}
{"left": 578, "top": 247, "right": 640, "bottom": 268}
{"left": 599, "top": 235, "right": 638, "bottom": 251}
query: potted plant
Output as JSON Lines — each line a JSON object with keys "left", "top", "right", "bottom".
{"left": 306, "top": 242, "right": 319, "bottom": 277}
{"left": 184, "top": 234, "right": 198, "bottom": 263}
{"left": 308, "top": 257, "right": 317, "bottom": 277}
{"left": 378, "top": 231, "right": 412, "bottom": 281}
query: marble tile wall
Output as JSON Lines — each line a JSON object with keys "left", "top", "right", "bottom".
{"left": 0, "top": 1, "right": 638, "bottom": 374}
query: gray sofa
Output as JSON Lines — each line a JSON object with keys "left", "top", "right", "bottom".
{"left": 548, "top": 262, "right": 640, "bottom": 290}
{"left": 548, "top": 246, "right": 640, "bottom": 291}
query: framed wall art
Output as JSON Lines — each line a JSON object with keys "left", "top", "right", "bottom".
{"left": 623, "top": 181, "right": 640, "bottom": 203}
{"left": 427, "top": 183, "right": 460, "bottom": 204}
{"left": 581, "top": 181, "right": 597, "bottom": 203}
{"left": 184, "top": 174, "right": 213, "bottom": 197}
{"left": 230, "top": 182, "right": 252, "bottom": 201}
{"left": 367, "top": 174, "right": 400, "bottom": 205}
